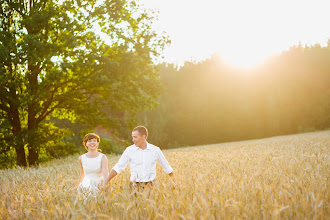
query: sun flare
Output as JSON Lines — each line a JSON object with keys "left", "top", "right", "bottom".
{"left": 140, "top": 0, "right": 330, "bottom": 68}
{"left": 215, "top": 44, "right": 276, "bottom": 68}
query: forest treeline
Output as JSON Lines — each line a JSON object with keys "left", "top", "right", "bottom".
{"left": 138, "top": 43, "right": 330, "bottom": 148}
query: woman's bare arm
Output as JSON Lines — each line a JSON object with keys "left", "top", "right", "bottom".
{"left": 101, "top": 155, "right": 109, "bottom": 180}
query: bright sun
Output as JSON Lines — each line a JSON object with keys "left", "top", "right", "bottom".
{"left": 139, "top": 0, "right": 330, "bottom": 68}
{"left": 214, "top": 43, "right": 275, "bottom": 68}
{"left": 220, "top": 51, "right": 269, "bottom": 68}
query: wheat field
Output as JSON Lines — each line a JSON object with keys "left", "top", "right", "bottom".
{"left": 1, "top": 131, "right": 329, "bottom": 219}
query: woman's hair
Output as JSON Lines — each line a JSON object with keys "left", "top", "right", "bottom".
{"left": 83, "top": 133, "right": 101, "bottom": 151}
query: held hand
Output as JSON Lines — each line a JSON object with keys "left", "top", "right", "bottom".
{"left": 102, "top": 169, "right": 117, "bottom": 191}
{"left": 168, "top": 172, "right": 176, "bottom": 188}
{"left": 103, "top": 182, "right": 110, "bottom": 191}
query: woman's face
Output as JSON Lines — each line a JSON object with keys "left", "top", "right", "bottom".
{"left": 86, "top": 138, "right": 99, "bottom": 151}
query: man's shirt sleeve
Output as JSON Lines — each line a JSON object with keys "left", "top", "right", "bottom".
{"left": 112, "top": 148, "right": 130, "bottom": 174}
{"left": 156, "top": 148, "right": 173, "bottom": 174}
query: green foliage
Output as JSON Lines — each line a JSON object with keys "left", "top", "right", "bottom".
{"left": 138, "top": 43, "right": 330, "bottom": 148}
{"left": 0, "top": 147, "right": 16, "bottom": 169}
{"left": 98, "top": 137, "right": 124, "bottom": 155}
{"left": 36, "top": 121, "right": 78, "bottom": 162}
{"left": 0, "top": 0, "right": 168, "bottom": 168}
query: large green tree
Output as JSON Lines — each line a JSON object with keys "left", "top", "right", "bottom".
{"left": 0, "top": 0, "right": 168, "bottom": 167}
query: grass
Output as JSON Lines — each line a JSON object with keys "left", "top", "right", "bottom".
{"left": 1, "top": 131, "right": 329, "bottom": 219}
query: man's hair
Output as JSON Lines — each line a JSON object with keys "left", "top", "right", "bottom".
{"left": 82, "top": 133, "right": 100, "bottom": 151}
{"left": 133, "top": 126, "right": 148, "bottom": 138}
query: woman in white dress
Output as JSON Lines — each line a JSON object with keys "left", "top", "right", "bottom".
{"left": 74, "top": 133, "right": 109, "bottom": 194}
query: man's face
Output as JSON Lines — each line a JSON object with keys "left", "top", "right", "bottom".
{"left": 132, "top": 130, "right": 146, "bottom": 147}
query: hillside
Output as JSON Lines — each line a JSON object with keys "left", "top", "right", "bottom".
{"left": 1, "top": 131, "right": 329, "bottom": 219}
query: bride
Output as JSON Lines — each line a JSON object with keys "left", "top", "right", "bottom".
{"left": 74, "top": 133, "right": 109, "bottom": 194}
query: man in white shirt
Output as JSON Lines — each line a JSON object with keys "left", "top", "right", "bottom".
{"left": 103, "top": 126, "right": 173, "bottom": 188}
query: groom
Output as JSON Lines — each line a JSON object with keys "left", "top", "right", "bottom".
{"left": 104, "top": 126, "right": 174, "bottom": 188}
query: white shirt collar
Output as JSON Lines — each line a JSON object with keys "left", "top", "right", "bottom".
{"left": 134, "top": 141, "right": 150, "bottom": 150}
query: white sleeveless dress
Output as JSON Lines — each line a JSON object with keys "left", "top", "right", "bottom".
{"left": 78, "top": 153, "right": 104, "bottom": 193}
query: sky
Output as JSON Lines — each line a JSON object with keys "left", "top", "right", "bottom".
{"left": 138, "top": 0, "right": 330, "bottom": 68}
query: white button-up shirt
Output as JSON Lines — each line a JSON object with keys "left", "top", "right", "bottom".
{"left": 112, "top": 142, "right": 173, "bottom": 182}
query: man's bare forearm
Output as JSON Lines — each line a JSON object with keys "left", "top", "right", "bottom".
{"left": 104, "top": 169, "right": 117, "bottom": 187}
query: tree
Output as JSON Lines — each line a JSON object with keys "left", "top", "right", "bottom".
{"left": 0, "top": 0, "right": 169, "bottom": 167}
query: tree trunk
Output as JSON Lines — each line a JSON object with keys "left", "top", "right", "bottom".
{"left": 27, "top": 51, "right": 40, "bottom": 166}
{"left": 12, "top": 126, "right": 27, "bottom": 167}
{"left": 10, "top": 92, "right": 28, "bottom": 167}
{"left": 27, "top": 144, "right": 39, "bottom": 166}
{"left": 15, "top": 143, "right": 27, "bottom": 167}
{"left": 27, "top": 109, "right": 39, "bottom": 166}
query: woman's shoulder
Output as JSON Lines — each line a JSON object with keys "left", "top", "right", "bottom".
{"left": 99, "top": 152, "right": 107, "bottom": 158}
{"left": 80, "top": 153, "right": 91, "bottom": 159}
{"left": 78, "top": 154, "right": 85, "bottom": 162}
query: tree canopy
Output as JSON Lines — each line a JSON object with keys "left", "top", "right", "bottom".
{"left": 0, "top": 0, "right": 169, "bottom": 167}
